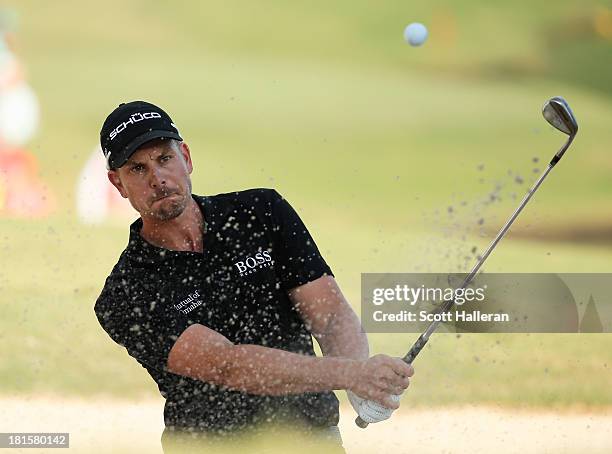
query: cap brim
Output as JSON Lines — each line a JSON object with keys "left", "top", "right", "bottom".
{"left": 111, "top": 130, "right": 183, "bottom": 169}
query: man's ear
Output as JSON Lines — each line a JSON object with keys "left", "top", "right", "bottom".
{"left": 180, "top": 142, "right": 194, "bottom": 174}
{"left": 107, "top": 170, "right": 128, "bottom": 198}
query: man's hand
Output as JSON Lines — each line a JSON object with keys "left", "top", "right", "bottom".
{"left": 347, "top": 354, "right": 413, "bottom": 408}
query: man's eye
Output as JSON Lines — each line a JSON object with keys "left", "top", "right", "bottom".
{"left": 131, "top": 164, "right": 145, "bottom": 173}
{"left": 160, "top": 155, "right": 172, "bottom": 162}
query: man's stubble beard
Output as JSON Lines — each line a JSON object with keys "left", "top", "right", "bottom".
{"left": 150, "top": 179, "right": 192, "bottom": 221}
{"left": 151, "top": 194, "right": 189, "bottom": 221}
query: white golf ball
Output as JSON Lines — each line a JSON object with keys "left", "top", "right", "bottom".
{"left": 404, "top": 23, "right": 428, "bottom": 47}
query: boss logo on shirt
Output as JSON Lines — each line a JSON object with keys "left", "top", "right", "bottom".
{"left": 234, "top": 251, "right": 274, "bottom": 277}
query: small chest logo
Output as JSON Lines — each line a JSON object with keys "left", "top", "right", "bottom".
{"left": 173, "top": 290, "right": 203, "bottom": 315}
{"left": 234, "top": 251, "right": 274, "bottom": 277}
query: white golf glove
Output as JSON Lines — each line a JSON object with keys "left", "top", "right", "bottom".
{"left": 346, "top": 390, "right": 401, "bottom": 424}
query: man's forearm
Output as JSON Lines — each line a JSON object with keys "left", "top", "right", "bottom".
{"left": 287, "top": 276, "right": 369, "bottom": 361}
{"left": 167, "top": 323, "right": 362, "bottom": 395}
{"left": 217, "top": 344, "right": 360, "bottom": 395}
{"left": 316, "top": 304, "right": 369, "bottom": 361}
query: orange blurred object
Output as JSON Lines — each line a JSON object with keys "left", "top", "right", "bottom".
{"left": 0, "top": 146, "right": 55, "bottom": 218}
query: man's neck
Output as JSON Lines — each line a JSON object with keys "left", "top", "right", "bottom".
{"left": 140, "top": 197, "right": 205, "bottom": 253}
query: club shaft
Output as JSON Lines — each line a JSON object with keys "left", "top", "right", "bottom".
{"left": 356, "top": 158, "right": 562, "bottom": 430}
{"left": 357, "top": 129, "right": 575, "bottom": 429}
{"left": 402, "top": 162, "right": 554, "bottom": 363}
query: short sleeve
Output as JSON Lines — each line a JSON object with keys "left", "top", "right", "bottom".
{"left": 94, "top": 279, "right": 191, "bottom": 371}
{"left": 267, "top": 189, "right": 334, "bottom": 290}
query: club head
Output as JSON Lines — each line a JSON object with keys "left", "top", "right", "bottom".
{"left": 542, "top": 96, "right": 578, "bottom": 165}
{"left": 542, "top": 96, "right": 578, "bottom": 136}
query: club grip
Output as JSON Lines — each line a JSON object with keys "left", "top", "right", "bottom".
{"left": 355, "top": 416, "right": 369, "bottom": 428}
{"left": 355, "top": 335, "right": 426, "bottom": 429}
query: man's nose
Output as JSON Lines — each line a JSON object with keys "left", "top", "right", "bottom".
{"left": 149, "top": 167, "right": 166, "bottom": 188}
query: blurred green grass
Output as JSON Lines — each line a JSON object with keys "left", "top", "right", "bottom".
{"left": 0, "top": 0, "right": 611, "bottom": 407}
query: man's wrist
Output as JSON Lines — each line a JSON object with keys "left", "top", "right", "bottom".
{"left": 320, "top": 356, "right": 362, "bottom": 390}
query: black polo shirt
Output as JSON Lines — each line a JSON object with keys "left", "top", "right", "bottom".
{"left": 94, "top": 188, "right": 339, "bottom": 433}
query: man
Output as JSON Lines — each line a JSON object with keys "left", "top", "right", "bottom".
{"left": 94, "top": 101, "right": 413, "bottom": 452}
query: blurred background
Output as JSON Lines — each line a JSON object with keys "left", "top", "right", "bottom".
{"left": 0, "top": 1, "right": 611, "bottom": 452}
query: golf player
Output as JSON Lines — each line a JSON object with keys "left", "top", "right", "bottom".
{"left": 94, "top": 101, "right": 413, "bottom": 451}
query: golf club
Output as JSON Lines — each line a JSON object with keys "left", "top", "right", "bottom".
{"left": 356, "top": 96, "right": 578, "bottom": 428}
